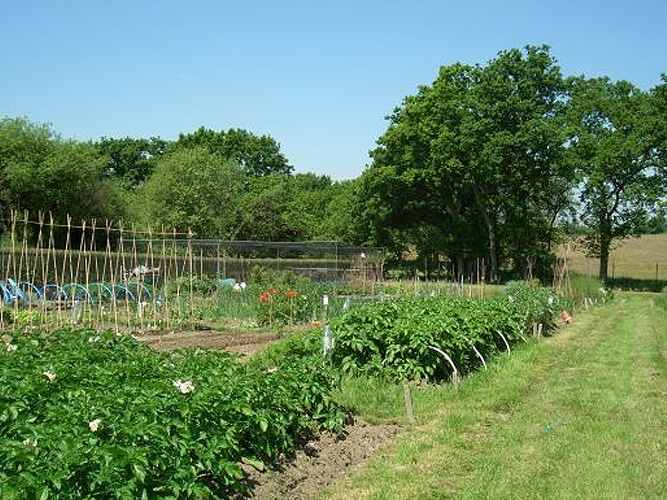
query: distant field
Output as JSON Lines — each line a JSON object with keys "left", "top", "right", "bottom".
{"left": 560, "top": 233, "right": 667, "bottom": 280}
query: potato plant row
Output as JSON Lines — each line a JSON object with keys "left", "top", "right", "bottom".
{"left": 330, "top": 282, "right": 565, "bottom": 381}
{"left": 0, "top": 329, "right": 343, "bottom": 498}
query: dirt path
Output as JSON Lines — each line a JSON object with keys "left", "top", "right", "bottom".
{"left": 243, "top": 416, "right": 400, "bottom": 500}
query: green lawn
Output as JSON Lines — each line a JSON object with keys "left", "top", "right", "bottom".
{"left": 322, "top": 293, "right": 667, "bottom": 499}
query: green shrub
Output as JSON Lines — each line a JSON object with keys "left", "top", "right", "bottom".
{"left": 502, "top": 281, "right": 566, "bottom": 330}
{"left": 166, "top": 274, "right": 219, "bottom": 296}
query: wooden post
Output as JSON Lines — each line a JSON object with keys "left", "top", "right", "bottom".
{"left": 403, "top": 383, "right": 415, "bottom": 423}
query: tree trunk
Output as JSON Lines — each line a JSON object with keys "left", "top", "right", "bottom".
{"left": 472, "top": 186, "right": 498, "bottom": 282}
{"left": 487, "top": 223, "right": 498, "bottom": 282}
{"left": 598, "top": 223, "right": 611, "bottom": 283}
{"left": 598, "top": 241, "right": 610, "bottom": 283}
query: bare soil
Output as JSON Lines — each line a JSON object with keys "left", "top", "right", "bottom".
{"left": 135, "top": 330, "right": 283, "bottom": 356}
{"left": 242, "top": 416, "right": 400, "bottom": 499}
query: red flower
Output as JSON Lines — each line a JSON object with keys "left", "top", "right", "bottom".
{"left": 271, "top": 288, "right": 278, "bottom": 295}
{"left": 258, "top": 291, "right": 269, "bottom": 303}
{"left": 285, "top": 290, "right": 298, "bottom": 298}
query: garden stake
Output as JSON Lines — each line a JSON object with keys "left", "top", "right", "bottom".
{"left": 404, "top": 383, "right": 415, "bottom": 423}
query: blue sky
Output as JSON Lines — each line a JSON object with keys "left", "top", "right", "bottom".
{"left": 2, "top": 0, "right": 666, "bottom": 180}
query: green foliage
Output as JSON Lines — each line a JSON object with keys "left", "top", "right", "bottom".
{"left": 233, "top": 173, "right": 363, "bottom": 243}
{"left": 171, "top": 127, "right": 292, "bottom": 177}
{"left": 235, "top": 174, "right": 313, "bottom": 241}
{"left": 365, "top": 45, "right": 572, "bottom": 279}
{"left": 317, "top": 179, "right": 365, "bottom": 243}
{"left": 250, "top": 267, "right": 321, "bottom": 327}
{"left": 0, "top": 117, "right": 55, "bottom": 227}
{"left": 255, "top": 287, "right": 315, "bottom": 327}
{"left": 96, "top": 136, "right": 167, "bottom": 190}
{"left": 0, "top": 328, "right": 343, "bottom": 498}
{"left": 143, "top": 147, "right": 245, "bottom": 237}
{"left": 567, "top": 77, "right": 665, "bottom": 280}
{"left": 249, "top": 329, "right": 324, "bottom": 368}
{"left": 501, "top": 281, "right": 567, "bottom": 329}
{"left": 0, "top": 308, "right": 41, "bottom": 326}
{"left": 166, "top": 274, "right": 220, "bottom": 297}
{"left": 0, "top": 119, "right": 124, "bottom": 231}
{"left": 330, "top": 283, "right": 564, "bottom": 382}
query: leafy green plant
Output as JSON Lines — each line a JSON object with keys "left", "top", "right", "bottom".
{"left": 0, "top": 328, "right": 343, "bottom": 498}
{"left": 330, "top": 283, "right": 564, "bottom": 382}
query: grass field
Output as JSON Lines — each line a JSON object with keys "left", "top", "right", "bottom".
{"left": 560, "top": 233, "right": 667, "bottom": 281}
{"left": 322, "top": 293, "right": 667, "bottom": 499}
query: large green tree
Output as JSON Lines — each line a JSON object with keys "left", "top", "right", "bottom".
{"left": 143, "top": 147, "right": 245, "bottom": 237}
{"left": 0, "top": 118, "right": 124, "bottom": 237}
{"left": 96, "top": 136, "right": 167, "bottom": 189}
{"left": 567, "top": 77, "right": 664, "bottom": 281}
{"left": 0, "top": 117, "right": 55, "bottom": 233}
{"left": 171, "top": 127, "right": 292, "bottom": 176}
{"left": 365, "top": 46, "right": 571, "bottom": 280}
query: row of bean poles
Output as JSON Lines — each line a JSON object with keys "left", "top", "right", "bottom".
{"left": 1, "top": 211, "right": 196, "bottom": 333}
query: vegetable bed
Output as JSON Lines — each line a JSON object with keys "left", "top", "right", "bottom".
{"left": 330, "top": 282, "right": 565, "bottom": 381}
{"left": 0, "top": 329, "right": 342, "bottom": 498}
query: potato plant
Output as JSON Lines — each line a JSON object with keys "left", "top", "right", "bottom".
{"left": 0, "top": 329, "right": 343, "bottom": 498}
{"left": 330, "top": 283, "right": 564, "bottom": 382}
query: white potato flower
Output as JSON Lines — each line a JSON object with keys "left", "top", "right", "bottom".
{"left": 89, "top": 418, "right": 101, "bottom": 432}
{"left": 43, "top": 370, "right": 56, "bottom": 382}
{"left": 22, "top": 437, "right": 37, "bottom": 448}
{"left": 173, "top": 380, "right": 195, "bottom": 394}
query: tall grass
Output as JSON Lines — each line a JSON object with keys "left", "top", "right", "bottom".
{"left": 561, "top": 272, "right": 609, "bottom": 308}
{"left": 559, "top": 233, "right": 667, "bottom": 281}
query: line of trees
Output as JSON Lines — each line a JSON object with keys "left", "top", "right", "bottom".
{"left": 0, "top": 122, "right": 361, "bottom": 245}
{"left": 1, "top": 45, "right": 666, "bottom": 281}
{"left": 359, "top": 45, "right": 667, "bottom": 281}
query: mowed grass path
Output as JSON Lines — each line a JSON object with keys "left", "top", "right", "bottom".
{"left": 322, "top": 293, "right": 667, "bottom": 499}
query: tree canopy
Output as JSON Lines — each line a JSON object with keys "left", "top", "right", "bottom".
{"left": 171, "top": 127, "right": 292, "bottom": 177}
{"left": 567, "top": 77, "right": 665, "bottom": 280}
{"left": 0, "top": 118, "right": 124, "bottom": 233}
{"left": 96, "top": 136, "right": 167, "bottom": 189}
{"left": 365, "top": 46, "right": 573, "bottom": 280}
{"left": 143, "top": 147, "right": 245, "bottom": 237}
{"left": 1, "top": 46, "right": 666, "bottom": 281}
